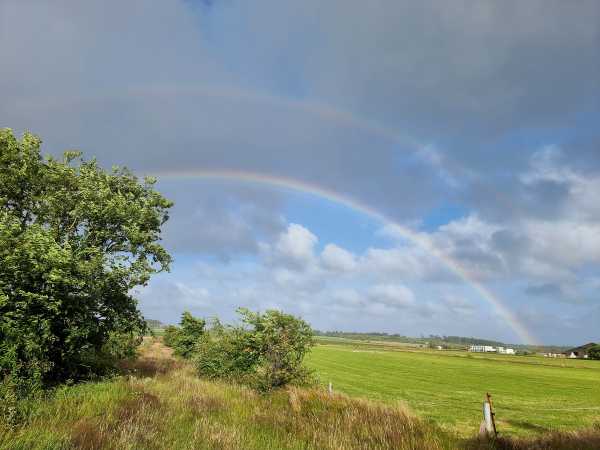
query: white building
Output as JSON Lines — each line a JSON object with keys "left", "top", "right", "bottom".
{"left": 496, "top": 347, "right": 516, "bottom": 355}
{"left": 469, "top": 345, "right": 496, "bottom": 353}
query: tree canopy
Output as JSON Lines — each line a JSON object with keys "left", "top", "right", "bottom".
{"left": 0, "top": 129, "right": 173, "bottom": 390}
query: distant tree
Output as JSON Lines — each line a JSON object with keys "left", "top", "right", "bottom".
{"left": 162, "top": 325, "right": 181, "bottom": 348}
{"left": 588, "top": 345, "right": 600, "bottom": 360}
{"left": 171, "top": 312, "right": 206, "bottom": 358}
{"left": 0, "top": 129, "right": 172, "bottom": 393}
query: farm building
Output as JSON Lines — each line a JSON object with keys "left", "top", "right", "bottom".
{"left": 469, "top": 345, "right": 515, "bottom": 354}
{"left": 542, "top": 353, "right": 565, "bottom": 358}
{"left": 497, "top": 346, "right": 516, "bottom": 355}
{"left": 564, "top": 342, "right": 596, "bottom": 359}
{"left": 469, "top": 345, "right": 496, "bottom": 353}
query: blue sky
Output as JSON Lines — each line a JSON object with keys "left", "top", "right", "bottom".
{"left": 1, "top": 0, "right": 599, "bottom": 345}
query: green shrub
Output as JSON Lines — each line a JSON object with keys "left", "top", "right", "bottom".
{"left": 174, "top": 312, "right": 206, "bottom": 358}
{"left": 193, "top": 308, "right": 315, "bottom": 391}
{"left": 194, "top": 318, "right": 259, "bottom": 381}
{"left": 162, "top": 312, "right": 206, "bottom": 358}
{"left": 162, "top": 325, "right": 181, "bottom": 348}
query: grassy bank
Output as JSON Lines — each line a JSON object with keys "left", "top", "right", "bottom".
{"left": 2, "top": 339, "right": 599, "bottom": 450}
{"left": 306, "top": 341, "right": 600, "bottom": 436}
{"left": 0, "top": 339, "right": 455, "bottom": 450}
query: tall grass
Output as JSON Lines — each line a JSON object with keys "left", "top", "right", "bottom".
{"left": 1, "top": 339, "right": 598, "bottom": 450}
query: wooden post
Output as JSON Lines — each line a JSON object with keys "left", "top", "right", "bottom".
{"left": 486, "top": 392, "right": 498, "bottom": 438}
{"left": 482, "top": 400, "right": 493, "bottom": 435}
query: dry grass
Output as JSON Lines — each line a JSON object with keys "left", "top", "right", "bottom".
{"left": 2, "top": 338, "right": 599, "bottom": 450}
{"left": 117, "top": 338, "right": 183, "bottom": 377}
{"left": 254, "top": 387, "right": 450, "bottom": 450}
{"left": 68, "top": 386, "right": 165, "bottom": 450}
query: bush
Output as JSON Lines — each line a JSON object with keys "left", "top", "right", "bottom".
{"left": 193, "top": 318, "right": 260, "bottom": 381}
{"left": 193, "top": 308, "right": 315, "bottom": 391}
{"left": 162, "top": 312, "right": 206, "bottom": 358}
{"left": 162, "top": 325, "right": 181, "bottom": 348}
{"left": 174, "top": 312, "right": 206, "bottom": 358}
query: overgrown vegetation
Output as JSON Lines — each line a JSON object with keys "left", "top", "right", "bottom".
{"left": 164, "top": 308, "right": 315, "bottom": 391}
{"left": 0, "top": 129, "right": 172, "bottom": 415}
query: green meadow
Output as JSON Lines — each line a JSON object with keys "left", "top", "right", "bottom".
{"left": 306, "top": 340, "right": 600, "bottom": 437}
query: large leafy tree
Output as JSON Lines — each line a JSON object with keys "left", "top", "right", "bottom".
{"left": 0, "top": 129, "right": 172, "bottom": 388}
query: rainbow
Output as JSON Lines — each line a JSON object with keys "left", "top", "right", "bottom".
{"left": 25, "top": 85, "right": 536, "bottom": 342}
{"left": 154, "top": 168, "right": 537, "bottom": 345}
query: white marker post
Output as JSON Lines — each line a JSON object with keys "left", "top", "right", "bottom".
{"left": 328, "top": 382, "right": 333, "bottom": 395}
{"left": 482, "top": 401, "right": 494, "bottom": 434}
{"left": 481, "top": 393, "right": 498, "bottom": 438}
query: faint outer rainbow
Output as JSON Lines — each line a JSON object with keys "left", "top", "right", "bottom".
{"left": 153, "top": 168, "right": 537, "bottom": 345}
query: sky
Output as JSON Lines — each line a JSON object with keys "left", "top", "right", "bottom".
{"left": 1, "top": 0, "right": 599, "bottom": 345}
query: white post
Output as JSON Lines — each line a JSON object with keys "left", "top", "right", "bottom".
{"left": 328, "top": 382, "right": 333, "bottom": 395}
{"left": 482, "top": 401, "right": 494, "bottom": 435}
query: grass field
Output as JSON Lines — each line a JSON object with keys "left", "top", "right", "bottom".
{"left": 306, "top": 340, "right": 600, "bottom": 437}
{"left": 2, "top": 338, "right": 599, "bottom": 449}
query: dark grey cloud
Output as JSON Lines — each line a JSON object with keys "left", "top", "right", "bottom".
{"left": 2, "top": 0, "right": 600, "bottom": 342}
{"left": 3, "top": 0, "right": 598, "bottom": 228}
{"left": 201, "top": 0, "right": 600, "bottom": 139}
{"left": 159, "top": 182, "right": 286, "bottom": 258}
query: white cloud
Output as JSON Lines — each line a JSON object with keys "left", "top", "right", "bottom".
{"left": 263, "top": 223, "right": 318, "bottom": 269}
{"left": 442, "top": 295, "right": 476, "bottom": 316}
{"left": 321, "top": 244, "right": 357, "bottom": 272}
{"left": 330, "top": 288, "right": 362, "bottom": 307}
{"left": 368, "top": 284, "right": 415, "bottom": 308}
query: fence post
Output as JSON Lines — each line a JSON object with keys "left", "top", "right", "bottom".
{"left": 487, "top": 392, "right": 498, "bottom": 437}
{"left": 481, "top": 393, "right": 498, "bottom": 438}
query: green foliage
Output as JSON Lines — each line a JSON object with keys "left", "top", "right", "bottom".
{"left": 0, "top": 129, "right": 172, "bottom": 400}
{"left": 164, "top": 312, "right": 207, "bottom": 359}
{"left": 588, "top": 345, "right": 600, "bottom": 360}
{"left": 162, "top": 325, "right": 181, "bottom": 348}
{"left": 175, "top": 312, "right": 206, "bottom": 358}
{"left": 191, "top": 308, "right": 315, "bottom": 391}
{"left": 193, "top": 318, "right": 259, "bottom": 381}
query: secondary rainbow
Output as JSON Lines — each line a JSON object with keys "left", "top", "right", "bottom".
{"left": 154, "top": 168, "right": 538, "bottom": 345}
